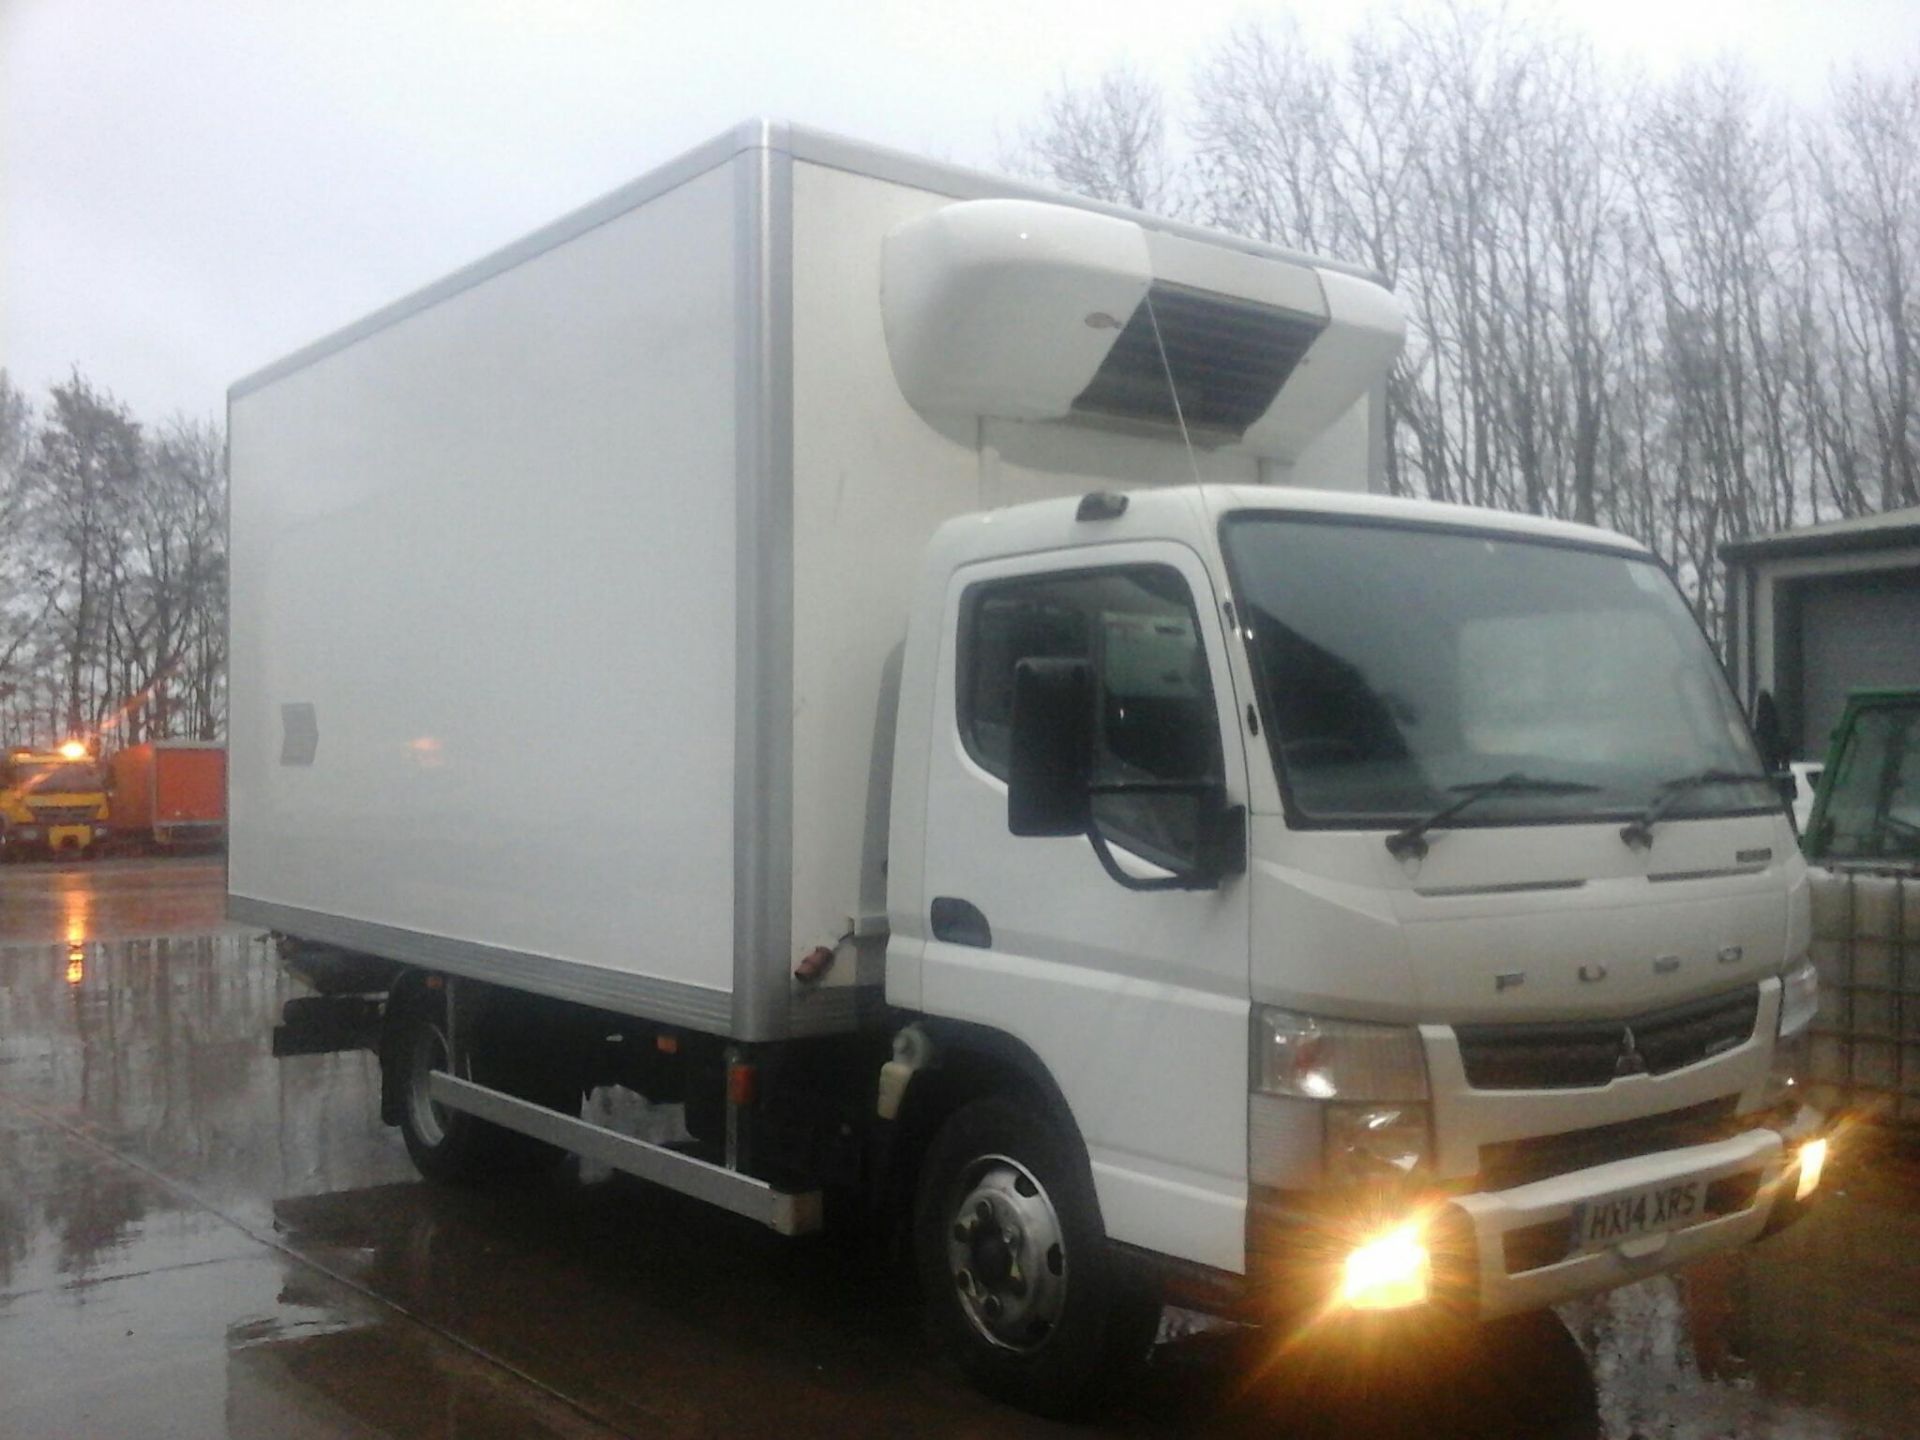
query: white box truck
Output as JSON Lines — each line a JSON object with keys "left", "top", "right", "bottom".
{"left": 232, "top": 121, "right": 1830, "bottom": 1416}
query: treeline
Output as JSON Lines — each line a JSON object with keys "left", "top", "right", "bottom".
{"left": 1010, "top": 6, "right": 1920, "bottom": 636}
{"left": 0, "top": 371, "right": 226, "bottom": 749}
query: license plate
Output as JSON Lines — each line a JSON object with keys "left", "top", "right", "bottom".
{"left": 1570, "top": 1178, "right": 1705, "bottom": 1251}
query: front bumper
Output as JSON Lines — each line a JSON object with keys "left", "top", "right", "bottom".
{"left": 0, "top": 824, "right": 43, "bottom": 854}
{"left": 1448, "top": 1108, "right": 1820, "bottom": 1317}
{"left": 1247, "top": 1107, "right": 1826, "bottom": 1323}
{"left": 1, "top": 822, "right": 109, "bottom": 857}
{"left": 155, "top": 820, "right": 224, "bottom": 846}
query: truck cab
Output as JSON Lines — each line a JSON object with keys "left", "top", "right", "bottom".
{"left": 0, "top": 747, "right": 112, "bottom": 860}
{"left": 888, "top": 480, "right": 1823, "bottom": 1358}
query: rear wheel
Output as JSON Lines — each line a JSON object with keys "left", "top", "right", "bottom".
{"left": 388, "top": 990, "right": 573, "bottom": 1183}
{"left": 914, "top": 1095, "right": 1160, "bottom": 1418}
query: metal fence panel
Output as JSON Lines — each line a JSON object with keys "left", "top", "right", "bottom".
{"left": 1809, "top": 867, "right": 1920, "bottom": 1123}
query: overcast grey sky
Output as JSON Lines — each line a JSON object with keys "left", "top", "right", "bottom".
{"left": 3, "top": 0, "right": 1915, "bottom": 424}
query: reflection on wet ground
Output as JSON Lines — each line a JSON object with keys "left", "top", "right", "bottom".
{"left": 0, "top": 859, "right": 1915, "bottom": 1438}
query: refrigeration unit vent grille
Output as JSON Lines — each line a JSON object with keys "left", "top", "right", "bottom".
{"left": 1070, "top": 282, "right": 1327, "bottom": 439}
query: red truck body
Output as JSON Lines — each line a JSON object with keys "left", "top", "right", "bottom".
{"left": 110, "top": 742, "right": 226, "bottom": 848}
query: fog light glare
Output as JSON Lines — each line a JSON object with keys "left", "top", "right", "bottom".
{"left": 1340, "top": 1224, "right": 1430, "bottom": 1311}
{"left": 1795, "top": 1138, "right": 1827, "bottom": 1202}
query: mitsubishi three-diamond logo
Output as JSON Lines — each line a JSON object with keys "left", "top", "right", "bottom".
{"left": 1615, "top": 1024, "right": 1649, "bottom": 1078}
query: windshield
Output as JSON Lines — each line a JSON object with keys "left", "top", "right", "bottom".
{"left": 8, "top": 762, "right": 104, "bottom": 793}
{"left": 1220, "top": 514, "right": 1776, "bottom": 826}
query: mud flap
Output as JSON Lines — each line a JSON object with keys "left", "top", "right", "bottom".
{"left": 272, "top": 995, "right": 383, "bottom": 1058}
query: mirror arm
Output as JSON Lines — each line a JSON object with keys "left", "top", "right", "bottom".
{"left": 1086, "top": 779, "right": 1216, "bottom": 797}
{"left": 1084, "top": 822, "right": 1218, "bottom": 893}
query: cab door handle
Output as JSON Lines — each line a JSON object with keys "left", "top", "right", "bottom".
{"left": 930, "top": 897, "right": 992, "bottom": 949}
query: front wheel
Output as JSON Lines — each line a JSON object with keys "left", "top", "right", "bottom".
{"left": 914, "top": 1095, "right": 1160, "bottom": 1418}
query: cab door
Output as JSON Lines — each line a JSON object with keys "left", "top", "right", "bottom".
{"left": 918, "top": 540, "right": 1253, "bottom": 1273}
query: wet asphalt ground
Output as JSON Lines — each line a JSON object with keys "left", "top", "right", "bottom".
{"left": 1, "top": 859, "right": 1917, "bottom": 1439}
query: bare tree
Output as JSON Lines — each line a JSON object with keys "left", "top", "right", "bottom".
{"left": 1008, "top": 6, "right": 1920, "bottom": 640}
{"left": 1815, "top": 68, "right": 1920, "bottom": 511}
{"left": 151, "top": 418, "right": 227, "bottom": 741}
{"left": 0, "top": 373, "right": 54, "bottom": 703}
{"left": 1191, "top": 19, "right": 1343, "bottom": 254}
{"left": 0, "top": 375, "right": 228, "bottom": 749}
{"left": 1190, "top": 18, "right": 1432, "bottom": 498}
{"left": 25, "top": 375, "right": 142, "bottom": 737}
{"left": 1007, "top": 64, "right": 1180, "bottom": 214}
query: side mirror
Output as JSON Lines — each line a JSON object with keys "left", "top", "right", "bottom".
{"left": 1752, "top": 690, "right": 1790, "bottom": 774}
{"left": 1007, "top": 654, "right": 1244, "bottom": 890}
{"left": 1190, "top": 790, "right": 1248, "bottom": 882}
{"left": 1007, "top": 657, "right": 1094, "bottom": 837}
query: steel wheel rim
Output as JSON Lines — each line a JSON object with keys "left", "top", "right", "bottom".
{"left": 406, "top": 1020, "right": 454, "bottom": 1148}
{"left": 944, "top": 1153, "right": 1068, "bottom": 1352}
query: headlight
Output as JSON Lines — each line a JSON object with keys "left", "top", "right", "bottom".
{"left": 1252, "top": 1008, "right": 1432, "bottom": 1187}
{"left": 1253, "top": 1007, "right": 1429, "bottom": 1101}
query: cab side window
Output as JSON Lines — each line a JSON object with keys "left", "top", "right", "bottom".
{"left": 961, "top": 564, "right": 1222, "bottom": 869}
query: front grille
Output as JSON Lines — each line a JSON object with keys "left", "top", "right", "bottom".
{"left": 1456, "top": 985, "right": 1760, "bottom": 1090}
{"left": 1479, "top": 1096, "right": 1743, "bottom": 1191}
{"left": 28, "top": 804, "right": 97, "bottom": 825}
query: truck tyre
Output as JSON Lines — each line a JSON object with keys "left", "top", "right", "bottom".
{"left": 387, "top": 994, "right": 570, "bottom": 1184}
{"left": 914, "top": 1095, "right": 1160, "bottom": 1418}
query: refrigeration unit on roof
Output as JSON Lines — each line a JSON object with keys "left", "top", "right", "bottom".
{"left": 880, "top": 199, "right": 1406, "bottom": 462}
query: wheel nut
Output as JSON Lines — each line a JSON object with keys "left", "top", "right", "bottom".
{"left": 954, "top": 1269, "right": 974, "bottom": 1293}
{"left": 981, "top": 1295, "right": 1003, "bottom": 1320}
{"left": 975, "top": 1200, "right": 992, "bottom": 1222}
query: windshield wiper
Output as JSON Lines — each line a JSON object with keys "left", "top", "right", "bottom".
{"left": 1385, "top": 773, "right": 1602, "bottom": 861}
{"left": 1618, "top": 768, "right": 1773, "bottom": 849}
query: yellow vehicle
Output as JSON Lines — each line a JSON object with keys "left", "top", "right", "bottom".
{"left": 0, "top": 743, "right": 112, "bottom": 860}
